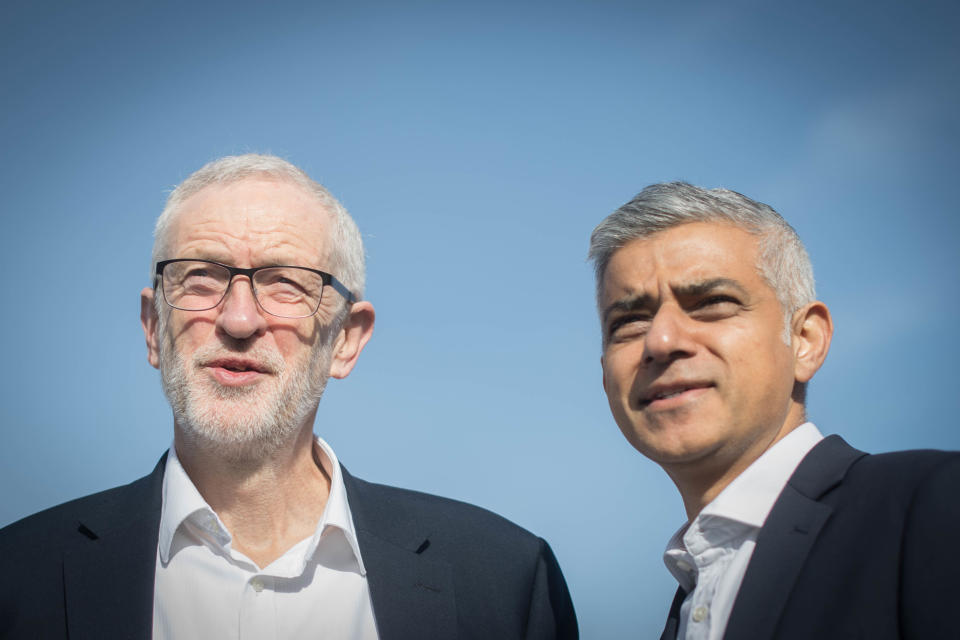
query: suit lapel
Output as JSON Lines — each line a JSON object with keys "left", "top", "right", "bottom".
{"left": 723, "top": 436, "right": 866, "bottom": 640}
{"left": 355, "top": 529, "right": 457, "bottom": 639}
{"left": 63, "top": 455, "right": 166, "bottom": 640}
{"left": 59, "top": 457, "right": 460, "bottom": 638}
{"left": 659, "top": 586, "right": 685, "bottom": 640}
{"left": 722, "top": 483, "right": 832, "bottom": 640}
{"left": 341, "top": 467, "right": 457, "bottom": 640}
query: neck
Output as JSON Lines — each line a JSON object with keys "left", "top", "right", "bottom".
{"left": 174, "top": 422, "right": 332, "bottom": 569}
{"left": 669, "top": 405, "right": 806, "bottom": 521}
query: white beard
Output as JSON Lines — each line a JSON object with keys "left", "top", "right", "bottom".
{"left": 157, "top": 311, "right": 334, "bottom": 464}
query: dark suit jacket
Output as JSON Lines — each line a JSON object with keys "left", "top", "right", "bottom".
{"left": 660, "top": 435, "right": 960, "bottom": 639}
{"left": 0, "top": 455, "right": 577, "bottom": 639}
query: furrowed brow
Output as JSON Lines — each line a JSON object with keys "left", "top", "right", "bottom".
{"left": 601, "top": 278, "right": 748, "bottom": 324}
{"left": 602, "top": 293, "right": 655, "bottom": 325}
{"left": 673, "top": 278, "right": 748, "bottom": 299}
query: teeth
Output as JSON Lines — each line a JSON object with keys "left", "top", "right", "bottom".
{"left": 651, "top": 388, "right": 693, "bottom": 401}
{"left": 657, "top": 390, "right": 683, "bottom": 400}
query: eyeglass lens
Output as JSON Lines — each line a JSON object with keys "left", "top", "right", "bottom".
{"left": 162, "top": 261, "right": 325, "bottom": 318}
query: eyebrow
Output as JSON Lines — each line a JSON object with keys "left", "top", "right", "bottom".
{"left": 175, "top": 254, "right": 307, "bottom": 269}
{"left": 602, "top": 277, "right": 748, "bottom": 324}
{"left": 175, "top": 252, "right": 233, "bottom": 265}
{"left": 674, "top": 277, "right": 749, "bottom": 299}
{"left": 602, "top": 293, "right": 655, "bottom": 325}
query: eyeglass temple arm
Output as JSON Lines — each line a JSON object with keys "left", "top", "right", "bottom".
{"left": 329, "top": 276, "right": 357, "bottom": 304}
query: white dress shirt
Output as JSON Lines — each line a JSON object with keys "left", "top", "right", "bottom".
{"left": 153, "top": 437, "right": 379, "bottom": 640}
{"left": 663, "top": 422, "right": 824, "bottom": 640}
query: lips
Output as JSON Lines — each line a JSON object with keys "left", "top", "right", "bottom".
{"left": 205, "top": 357, "right": 272, "bottom": 374}
{"left": 199, "top": 356, "right": 276, "bottom": 387}
{"left": 639, "top": 381, "right": 713, "bottom": 408}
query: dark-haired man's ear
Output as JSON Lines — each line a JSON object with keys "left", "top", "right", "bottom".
{"left": 792, "top": 301, "right": 833, "bottom": 384}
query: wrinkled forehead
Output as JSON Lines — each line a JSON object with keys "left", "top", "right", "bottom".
{"left": 166, "top": 177, "right": 335, "bottom": 263}
{"left": 598, "top": 222, "right": 765, "bottom": 304}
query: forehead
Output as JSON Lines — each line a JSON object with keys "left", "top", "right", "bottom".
{"left": 600, "top": 222, "right": 765, "bottom": 301}
{"left": 166, "top": 178, "right": 333, "bottom": 265}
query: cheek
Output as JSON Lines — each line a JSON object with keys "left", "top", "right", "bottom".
{"left": 601, "top": 348, "right": 643, "bottom": 413}
{"left": 159, "top": 311, "right": 221, "bottom": 363}
{"left": 715, "top": 318, "right": 786, "bottom": 364}
{"left": 274, "top": 335, "right": 303, "bottom": 363}
{"left": 601, "top": 348, "right": 630, "bottom": 392}
{"left": 171, "top": 316, "right": 214, "bottom": 349}
{"left": 722, "top": 328, "right": 794, "bottom": 403}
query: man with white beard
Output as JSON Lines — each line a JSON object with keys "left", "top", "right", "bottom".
{"left": 0, "top": 154, "right": 577, "bottom": 640}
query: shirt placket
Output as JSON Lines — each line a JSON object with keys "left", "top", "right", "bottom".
{"left": 684, "top": 528, "right": 728, "bottom": 640}
{"left": 240, "top": 573, "right": 278, "bottom": 640}
{"left": 688, "top": 556, "right": 720, "bottom": 639}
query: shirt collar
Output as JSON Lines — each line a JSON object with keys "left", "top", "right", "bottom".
{"left": 663, "top": 422, "right": 824, "bottom": 586}
{"left": 700, "top": 422, "right": 823, "bottom": 528}
{"left": 304, "top": 436, "right": 367, "bottom": 576}
{"left": 158, "top": 436, "right": 367, "bottom": 576}
{"left": 157, "top": 445, "right": 222, "bottom": 564}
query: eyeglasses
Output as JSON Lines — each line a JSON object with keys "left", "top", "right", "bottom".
{"left": 155, "top": 259, "right": 356, "bottom": 319}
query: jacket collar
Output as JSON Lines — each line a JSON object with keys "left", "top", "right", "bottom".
{"left": 659, "top": 436, "right": 867, "bottom": 640}
{"left": 722, "top": 435, "right": 867, "bottom": 640}
{"left": 341, "top": 465, "right": 458, "bottom": 640}
{"left": 62, "top": 453, "right": 167, "bottom": 640}
{"left": 59, "top": 455, "right": 460, "bottom": 640}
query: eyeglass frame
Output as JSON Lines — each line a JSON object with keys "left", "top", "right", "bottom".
{"left": 154, "top": 258, "right": 356, "bottom": 318}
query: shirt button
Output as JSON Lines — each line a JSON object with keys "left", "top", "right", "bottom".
{"left": 692, "top": 605, "right": 708, "bottom": 623}
{"left": 676, "top": 559, "right": 693, "bottom": 572}
{"left": 251, "top": 578, "right": 264, "bottom": 592}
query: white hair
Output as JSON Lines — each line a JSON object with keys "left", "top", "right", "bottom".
{"left": 588, "top": 182, "right": 815, "bottom": 341}
{"left": 151, "top": 154, "right": 365, "bottom": 304}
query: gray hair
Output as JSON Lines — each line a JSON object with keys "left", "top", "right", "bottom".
{"left": 588, "top": 182, "right": 815, "bottom": 339}
{"left": 151, "top": 154, "right": 365, "bottom": 303}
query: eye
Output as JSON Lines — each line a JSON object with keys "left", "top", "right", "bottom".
{"left": 179, "top": 268, "right": 223, "bottom": 293}
{"left": 183, "top": 268, "right": 214, "bottom": 281}
{"left": 700, "top": 294, "right": 738, "bottom": 307}
{"left": 255, "top": 269, "right": 326, "bottom": 308}
{"left": 606, "top": 314, "right": 651, "bottom": 341}
{"left": 690, "top": 295, "right": 740, "bottom": 319}
{"left": 258, "top": 270, "right": 305, "bottom": 290}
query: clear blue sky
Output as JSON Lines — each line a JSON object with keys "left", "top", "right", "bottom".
{"left": 2, "top": 1, "right": 958, "bottom": 637}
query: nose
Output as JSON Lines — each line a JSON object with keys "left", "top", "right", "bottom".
{"left": 642, "top": 304, "right": 696, "bottom": 365}
{"left": 215, "top": 277, "right": 268, "bottom": 340}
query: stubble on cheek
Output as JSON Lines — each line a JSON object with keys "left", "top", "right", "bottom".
{"left": 155, "top": 311, "right": 335, "bottom": 460}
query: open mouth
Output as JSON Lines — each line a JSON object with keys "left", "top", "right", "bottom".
{"left": 221, "top": 363, "right": 256, "bottom": 373}
{"left": 203, "top": 358, "right": 272, "bottom": 380}
{"left": 209, "top": 358, "right": 267, "bottom": 371}
{"left": 639, "top": 382, "right": 712, "bottom": 407}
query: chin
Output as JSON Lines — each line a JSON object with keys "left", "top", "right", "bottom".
{"left": 173, "top": 388, "right": 300, "bottom": 449}
{"left": 645, "top": 447, "right": 716, "bottom": 467}
{"left": 177, "top": 413, "right": 298, "bottom": 464}
{"left": 623, "top": 428, "right": 722, "bottom": 467}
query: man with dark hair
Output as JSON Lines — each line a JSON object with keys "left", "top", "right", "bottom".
{"left": 590, "top": 182, "right": 957, "bottom": 640}
{"left": 0, "top": 154, "right": 577, "bottom": 639}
